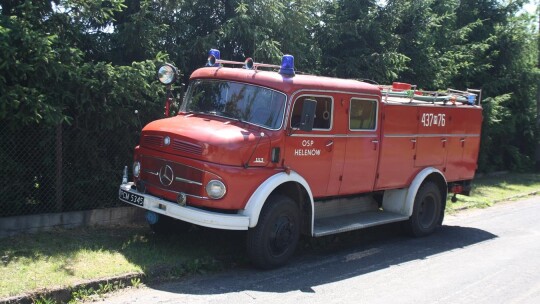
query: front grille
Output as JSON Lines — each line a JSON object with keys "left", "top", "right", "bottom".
{"left": 141, "top": 155, "right": 204, "bottom": 196}
{"left": 172, "top": 139, "right": 203, "bottom": 155}
{"left": 143, "top": 135, "right": 163, "bottom": 148}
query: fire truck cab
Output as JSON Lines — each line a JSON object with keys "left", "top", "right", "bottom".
{"left": 119, "top": 50, "right": 482, "bottom": 269}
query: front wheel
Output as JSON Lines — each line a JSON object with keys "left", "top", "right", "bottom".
{"left": 406, "top": 181, "right": 443, "bottom": 237}
{"left": 246, "top": 194, "right": 301, "bottom": 269}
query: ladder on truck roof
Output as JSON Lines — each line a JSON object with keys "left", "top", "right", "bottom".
{"left": 380, "top": 82, "right": 482, "bottom": 106}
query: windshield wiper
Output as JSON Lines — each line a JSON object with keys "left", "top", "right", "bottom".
{"left": 186, "top": 110, "right": 215, "bottom": 118}
{"left": 189, "top": 110, "right": 244, "bottom": 123}
{"left": 222, "top": 112, "right": 244, "bottom": 123}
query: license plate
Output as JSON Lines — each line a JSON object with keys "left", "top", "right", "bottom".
{"left": 119, "top": 189, "right": 144, "bottom": 206}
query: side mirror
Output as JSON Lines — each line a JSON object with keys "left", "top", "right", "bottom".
{"left": 299, "top": 99, "right": 316, "bottom": 131}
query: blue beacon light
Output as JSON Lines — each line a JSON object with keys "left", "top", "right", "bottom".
{"left": 279, "top": 54, "right": 295, "bottom": 76}
{"left": 206, "top": 49, "right": 221, "bottom": 67}
{"left": 467, "top": 94, "right": 476, "bottom": 105}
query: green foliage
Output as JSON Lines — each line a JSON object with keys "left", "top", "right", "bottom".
{"left": 130, "top": 277, "right": 142, "bottom": 288}
{"left": 0, "top": 0, "right": 165, "bottom": 128}
{"left": 68, "top": 280, "right": 126, "bottom": 302}
{"left": 474, "top": 9, "right": 539, "bottom": 171}
{"left": 33, "top": 296, "right": 58, "bottom": 304}
{"left": 0, "top": 1, "right": 166, "bottom": 215}
{"left": 316, "top": 0, "right": 410, "bottom": 81}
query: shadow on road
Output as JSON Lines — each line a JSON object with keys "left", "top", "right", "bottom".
{"left": 148, "top": 223, "right": 497, "bottom": 295}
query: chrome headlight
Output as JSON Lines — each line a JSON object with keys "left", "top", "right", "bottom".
{"left": 206, "top": 180, "right": 226, "bottom": 199}
{"left": 157, "top": 64, "right": 178, "bottom": 85}
{"left": 133, "top": 161, "right": 141, "bottom": 178}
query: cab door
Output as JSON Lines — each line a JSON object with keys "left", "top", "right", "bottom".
{"left": 339, "top": 97, "right": 380, "bottom": 195}
{"left": 284, "top": 94, "right": 338, "bottom": 198}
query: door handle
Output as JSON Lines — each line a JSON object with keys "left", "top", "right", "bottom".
{"left": 325, "top": 140, "right": 334, "bottom": 152}
{"left": 441, "top": 138, "right": 447, "bottom": 148}
{"left": 371, "top": 140, "right": 379, "bottom": 151}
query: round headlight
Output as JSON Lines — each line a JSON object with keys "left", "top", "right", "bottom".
{"left": 157, "top": 64, "right": 178, "bottom": 85}
{"left": 206, "top": 180, "right": 226, "bottom": 199}
{"left": 133, "top": 161, "right": 141, "bottom": 178}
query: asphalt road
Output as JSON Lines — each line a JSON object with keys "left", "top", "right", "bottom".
{"left": 104, "top": 197, "right": 540, "bottom": 304}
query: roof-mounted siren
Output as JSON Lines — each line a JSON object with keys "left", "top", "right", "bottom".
{"left": 279, "top": 54, "right": 295, "bottom": 76}
{"left": 206, "top": 49, "right": 221, "bottom": 67}
{"left": 244, "top": 57, "right": 254, "bottom": 70}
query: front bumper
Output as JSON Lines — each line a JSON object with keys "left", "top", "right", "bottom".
{"left": 119, "top": 183, "right": 249, "bottom": 230}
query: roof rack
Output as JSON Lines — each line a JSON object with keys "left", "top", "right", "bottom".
{"left": 379, "top": 82, "right": 482, "bottom": 106}
{"left": 208, "top": 57, "right": 281, "bottom": 71}
{"left": 205, "top": 49, "right": 295, "bottom": 76}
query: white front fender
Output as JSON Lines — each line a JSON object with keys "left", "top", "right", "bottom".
{"left": 239, "top": 171, "right": 314, "bottom": 228}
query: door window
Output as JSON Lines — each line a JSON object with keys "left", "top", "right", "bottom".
{"left": 349, "top": 99, "right": 377, "bottom": 130}
{"left": 291, "top": 95, "right": 333, "bottom": 130}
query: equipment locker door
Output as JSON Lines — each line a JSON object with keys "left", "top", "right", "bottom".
{"left": 375, "top": 104, "right": 418, "bottom": 190}
{"left": 415, "top": 107, "right": 448, "bottom": 167}
{"left": 460, "top": 108, "right": 482, "bottom": 179}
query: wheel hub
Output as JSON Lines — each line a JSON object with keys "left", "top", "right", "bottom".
{"left": 418, "top": 195, "right": 436, "bottom": 228}
{"left": 270, "top": 216, "right": 293, "bottom": 255}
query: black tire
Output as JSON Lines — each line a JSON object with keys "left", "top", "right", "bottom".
{"left": 246, "top": 194, "right": 301, "bottom": 269}
{"left": 406, "top": 181, "right": 443, "bottom": 237}
{"left": 148, "top": 214, "right": 192, "bottom": 235}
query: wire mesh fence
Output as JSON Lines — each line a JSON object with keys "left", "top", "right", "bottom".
{"left": 0, "top": 120, "right": 139, "bottom": 218}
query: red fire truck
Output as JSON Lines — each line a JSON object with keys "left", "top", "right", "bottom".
{"left": 119, "top": 50, "right": 482, "bottom": 269}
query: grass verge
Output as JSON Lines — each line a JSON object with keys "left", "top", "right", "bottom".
{"left": 0, "top": 226, "right": 247, "bottom": 300}
{"left": 446, "top": 173, "right": 540, "bottom": 213}
{"left": 1, "top": 173, "right": 540, "bottom": 301}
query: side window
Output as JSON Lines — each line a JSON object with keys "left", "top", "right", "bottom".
{"left": 291, "top": 96, "right": 333, "bottom": 130}
{"left": 350, "top": 99, "right": 377, "bottom": 130}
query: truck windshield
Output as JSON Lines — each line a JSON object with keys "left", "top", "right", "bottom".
{"left": 182, "top": 80, "right": 287, "bottom": 130}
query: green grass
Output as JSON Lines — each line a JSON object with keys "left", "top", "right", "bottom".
{"left": 0, "top": 226, "right": 247, "bottom": 299}
{"left": 447, "top": 173, "right": 540, "bottom": 213}
{"left": 1, "top": 173, "right": 540, "bottom": 300}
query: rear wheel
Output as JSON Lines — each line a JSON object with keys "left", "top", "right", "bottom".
{"left": 406, "top": 181, "right": 443, "bottom": 237}
{"left": 247, "top": 194, "right": 300, "bottom": 269}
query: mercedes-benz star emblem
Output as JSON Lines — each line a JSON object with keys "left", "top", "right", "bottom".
{"left": 159, "top": 165, "right": 174, "bottom": 186}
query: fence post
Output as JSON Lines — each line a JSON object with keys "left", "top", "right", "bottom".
{"left": 55, "top": 123, "right": 63, "bottom": 212}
